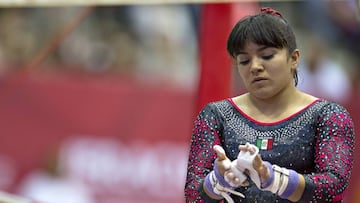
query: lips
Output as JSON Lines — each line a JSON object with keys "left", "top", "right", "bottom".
{"left": 252, "top": 77, "right": 267, "bottom": 83}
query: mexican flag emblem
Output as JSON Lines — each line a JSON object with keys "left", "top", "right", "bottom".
{"left": 256, "top": 137, "right": 273, "bottom": 150}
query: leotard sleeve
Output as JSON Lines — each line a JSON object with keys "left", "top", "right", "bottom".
{"left": 300, "top": 102, "right": 354, "bottom": 202}
{"left": 184, "top": 103, "right": 224, "bottom": 203}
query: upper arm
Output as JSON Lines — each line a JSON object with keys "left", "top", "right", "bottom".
{"left": 184, "top": 104, "right": 224, "bottom": 202}
{"left": 300, "top": 103, "right": 355, "bottom": 202}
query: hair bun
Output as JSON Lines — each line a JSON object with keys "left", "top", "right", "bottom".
{"left": 260, "top": 7, "right": 283, "bottom": 19}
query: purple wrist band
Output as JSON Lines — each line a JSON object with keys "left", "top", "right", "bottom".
{"left": 204, "top": 172, "right": 222, "bottom": 198}
{"left": 214, "top": 163, "right": 233, "bottom": 188}
{"left": 261, "top": 161, "right": 274, "bottom": 189}
{"left": 280, "top": 169, "right": 299, "bottom": 199}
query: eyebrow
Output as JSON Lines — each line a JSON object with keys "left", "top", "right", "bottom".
{"left": 237, "top": 46, "right": 269, "bottom": 55}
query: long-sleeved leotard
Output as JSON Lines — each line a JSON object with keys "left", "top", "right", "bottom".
{"left": 184, "top": 98, "right": 354, "bottom": 203}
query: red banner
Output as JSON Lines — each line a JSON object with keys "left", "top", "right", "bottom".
{"left": 0, "top": 71, "right": 195, "bottom": 203}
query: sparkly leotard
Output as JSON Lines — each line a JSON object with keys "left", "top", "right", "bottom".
{"left": 184, "top": 98, "right": 354, "bottom": 203}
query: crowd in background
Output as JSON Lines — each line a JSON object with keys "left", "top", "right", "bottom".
{"left": 0, "top": 5, "right": 200, "bottom": 90}
{"left": 0, "top": 1, "right": 359, "bottom": 97}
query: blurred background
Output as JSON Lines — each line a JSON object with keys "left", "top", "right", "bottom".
{"left": 0, "top": 0, "right": 359, "bottom": 202}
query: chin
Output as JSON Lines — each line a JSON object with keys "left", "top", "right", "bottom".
{"left": 254, "top": 94, "right": 272, "bottom": 100}
{"left": 250, "top": 89, "right": 273, "bottom": 99}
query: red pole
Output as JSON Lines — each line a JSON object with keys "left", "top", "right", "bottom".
{"left": 196, "top": 2, "right": 259, "bottom": 114}
{"left": 196, "top": 3, "right": 233, "bottom": 114}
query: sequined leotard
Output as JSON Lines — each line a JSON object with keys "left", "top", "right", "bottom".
{"left": 184, "top": 98, "right": 354, "bottom": 203}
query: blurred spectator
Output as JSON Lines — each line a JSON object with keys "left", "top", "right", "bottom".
{"left": 128, "top": 5, "right": 198, "bottom": 89}
{"left": 301, "top": 0, "right": 360, "bottom": 49}
{"left": 58, "top": 7, "right": 139, "bottom": 73}
{"left": 297, "top": 35, "right": 352, "bottom": 104}
{"left": 0, "top": 9, "right": 36, "bottom": 66}
{"left": 300, "top": 0, "right": 360, "bottom": 86}
{"left": 17, "top": 149, "right": 95, "bottom": 203}
{"left": 18, "top": 171, "right": 95, "bottom": 203}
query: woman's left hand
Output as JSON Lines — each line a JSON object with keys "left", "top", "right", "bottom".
{"left": 238, "top": 144, "right": 270, "bottom": 185}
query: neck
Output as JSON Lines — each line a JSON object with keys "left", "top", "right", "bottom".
{"left": 246, "top": 86, "right": 301, "bottom": 116}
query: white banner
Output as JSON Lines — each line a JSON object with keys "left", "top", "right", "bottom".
{"left": 18, "top": 136, "right": 189, "bottom": 203}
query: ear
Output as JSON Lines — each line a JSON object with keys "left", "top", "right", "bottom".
{"left": 290, "top": 49, "right": 300, "bottom": 69}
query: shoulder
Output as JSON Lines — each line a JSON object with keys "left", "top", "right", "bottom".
{"left": 196, "top": 99, "right": 234, "bottom": 121}
{"left": 317, "top": 100, "right": 351, "bottom": 116}
{"left": 201, "top": 99, "right": 232, "bottom": 112}
{"left": 304, "top": 98, "right": 348, "bottom": 114}
{"left": 316, "top": 99, "right": 354, "bottom": 128}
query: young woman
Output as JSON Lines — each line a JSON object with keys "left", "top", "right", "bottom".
{"left": 184, "top": 7, "right": 354, "bottom": 203}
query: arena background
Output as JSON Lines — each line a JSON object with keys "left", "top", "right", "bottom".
{"left": 0, "top": 0, "right": 359, "bottom": 202}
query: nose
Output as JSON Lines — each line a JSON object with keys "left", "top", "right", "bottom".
{"left": 249, "top": 58, "right": 263, "bottom": 73}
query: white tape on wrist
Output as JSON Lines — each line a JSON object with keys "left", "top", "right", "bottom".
{"left": 277, "top": 166, "right": 289, "bottom": 195}
{"left": 209, "top": 170, "right": 245, "bottom": 203}
{"left": 271, "top": 165, "right": 281, "bottom": 194}
{"left": 262, "top": 164, "right": 294, "bottom": 198}
{"left": 235, "top": 143, "right": 261, "bottom": 188}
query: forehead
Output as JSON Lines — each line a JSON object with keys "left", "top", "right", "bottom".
{"left": 238, "top": 41, "right": 272, "bottom": 53}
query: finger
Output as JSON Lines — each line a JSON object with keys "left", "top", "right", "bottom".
{"left": 238, "top": 144, "right": 246, "bottom": 151}
{"left": 224, "top": 171, "right": 233, "bottom": 182}
{"left": 224, "top": 171, "right": 241, "bottom": 187}
{"left": 229, "top": 177, "right": 242, "bottom": 186}
{"left": 241, "top": 180, "right": 249, "bottom": 187}
{"left": 253, "top": 154, "right": 263, "bottom": 169}
{"left": 213, "top": 145, "right": 227, "bottom": 161}
{"left": 238, "top": 144, "right": 250, "bottom": 152}
{"left": 239, "top": 143, "right": 256, "bottom": 154}
{"left": 253, "top": 155, "right": 268, "bottom": 176}
{"left": 233, "top": 178, "right": 242, "bottom": 186}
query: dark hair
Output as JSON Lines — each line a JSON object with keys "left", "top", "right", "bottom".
{"left": 227, "top": 10, "right": 298, "bottom": 85}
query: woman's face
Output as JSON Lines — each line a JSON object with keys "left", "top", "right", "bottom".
{"left": 236, "top": 41, "right": 299, "bottom": 99}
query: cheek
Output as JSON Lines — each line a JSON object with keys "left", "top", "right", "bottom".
{"left": 269, "top": 60, "right": 291, "bottom": 75}
{"left": 273, "top": 66, "right": 294, "bottom": 83}
{"left": 237, "top": 70, "right": 253, "bottom": 89}
{"left": 237, "top": 68, "right": 248, "bottom": 81}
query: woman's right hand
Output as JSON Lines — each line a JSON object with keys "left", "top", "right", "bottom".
{"left": 213, "top": 145, "right": 248, "bottom": 187}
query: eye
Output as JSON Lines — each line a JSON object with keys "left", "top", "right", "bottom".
{"left": 262, "top": 54, "right": 274, "bottom": 60}
{"left": 236, "top": 55, "right": 249, "bottom": 66}
{"left": 239, "top": 60, "right": 249, "bottom": 65}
